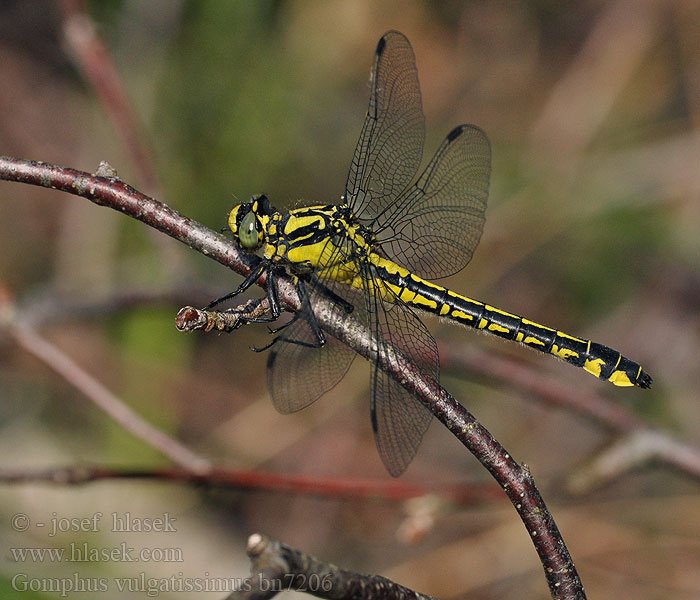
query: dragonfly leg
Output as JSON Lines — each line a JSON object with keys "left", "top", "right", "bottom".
{"left": 251, "top": 279, "right": 326, "bottom": 353}
{"left": 205, "top": 259, "right": 269, "bottom": 309}
{"left": 267, "top": 316, "right": 295, "bottom": 335}
{"left": 227, "top": 265, "right": 283, "bottom": 326}
{"left": 264, "top": 265, "right": 281, "bottom": 319}
{"left": 252, "top": 331, "right": 325, "bottom": 352}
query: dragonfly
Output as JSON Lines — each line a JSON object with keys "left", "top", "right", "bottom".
{"left": 208, "top": 31, "right": 652, "bottom": 476}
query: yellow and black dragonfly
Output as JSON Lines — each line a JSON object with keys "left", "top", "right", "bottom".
{"left": 209, "top": 31, "right": 651, "bottom": 476}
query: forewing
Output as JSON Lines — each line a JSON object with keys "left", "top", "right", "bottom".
{"left": 376, "top": 124, "right": 491, "bottom": 280}
{"left": 345, "top": 31, "right": 425, "bottom": 223}
{"left": 363, "top": 267, "right": 439, "bottom": 476}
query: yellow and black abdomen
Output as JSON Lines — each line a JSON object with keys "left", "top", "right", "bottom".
{"left": 374, "top": 260, "right": 652, "bottom": 388}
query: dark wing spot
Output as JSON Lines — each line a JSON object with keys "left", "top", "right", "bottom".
{"left": 446, "top": 125, "right": 464, "bottom": 142}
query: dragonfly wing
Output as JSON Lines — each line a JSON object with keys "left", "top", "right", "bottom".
{"left": 377, "top": 124, "right": 491, "bottom": 280}
{"left": 345, "top": 30, "right": 425, "bottom": 223}
{"left": 266, "top": 280, "right": 358, "bottom": 414}
{"left": 364, "top": 269, "right": 439, "bottom": 476}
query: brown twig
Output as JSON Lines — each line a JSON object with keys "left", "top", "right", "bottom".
{"left": 0, "top": 156, "right": 584, "bottom": 599}
{"left": 177, "top": 258, "right": 584, "bottom": 594}
{"left": 227, "top": 533, "right": 436, "bottom": 600}
{"left": 567, "top": 429, "right": 700, "bottom": 494}
{"left": 175, "top": 299, "right": 274, "bottom": 334}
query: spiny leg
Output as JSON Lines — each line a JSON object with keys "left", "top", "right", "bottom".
{"left": 252, "top": 279, "right": 326, "bottom": 353}
{"left": 228, "top": 264, "right": 283, "bottom": 327}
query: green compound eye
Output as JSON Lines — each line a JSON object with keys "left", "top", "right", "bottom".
{"left": 238, "top": 210, "right": 260, "bottom": 249}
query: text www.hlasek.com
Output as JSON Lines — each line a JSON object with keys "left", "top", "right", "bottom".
{"left": 10, "top": 542, "right": 183, "bottom": 563}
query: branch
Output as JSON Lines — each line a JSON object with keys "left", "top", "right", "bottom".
{"left": 179, "top": 304, "right": 584, "bottom": 598}
{"left": 227, "top": 533, "right": 436, "bottom": 600}
{"left": 0, "top": 156, "right": 585, "bottom": 599}
{"left": 567, "top": 429, "right": 700, "bottom": 493}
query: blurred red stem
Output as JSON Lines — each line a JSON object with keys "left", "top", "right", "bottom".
{"left": 0, "top": 465, "right": 500, "bottom": 504}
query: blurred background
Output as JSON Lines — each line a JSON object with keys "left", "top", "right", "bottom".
{"left": 1, "top": 1, "right": 699, "bottom": 598}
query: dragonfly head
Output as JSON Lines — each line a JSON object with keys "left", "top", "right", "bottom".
{"left": 228, "top": 194, "right": 274, "bottom": 251}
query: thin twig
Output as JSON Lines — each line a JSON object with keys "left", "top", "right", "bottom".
{"left": 567, "top": 429, "right": 700, "bottom": 494}
{"left": 227, "top": 533, "right": 436, "bottom": 600}
{"left": 0, "top": 156, "right": 584, "bottom": 599}
{"left": 175, "top": 299, "right": 274, "bottom": 333}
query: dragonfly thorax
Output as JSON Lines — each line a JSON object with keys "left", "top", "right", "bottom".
{"left": 227, "top": 196, "right": 372, "bottom": 273}
{"left": 270, "top": 204, "right": 367, "bottom": 271}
